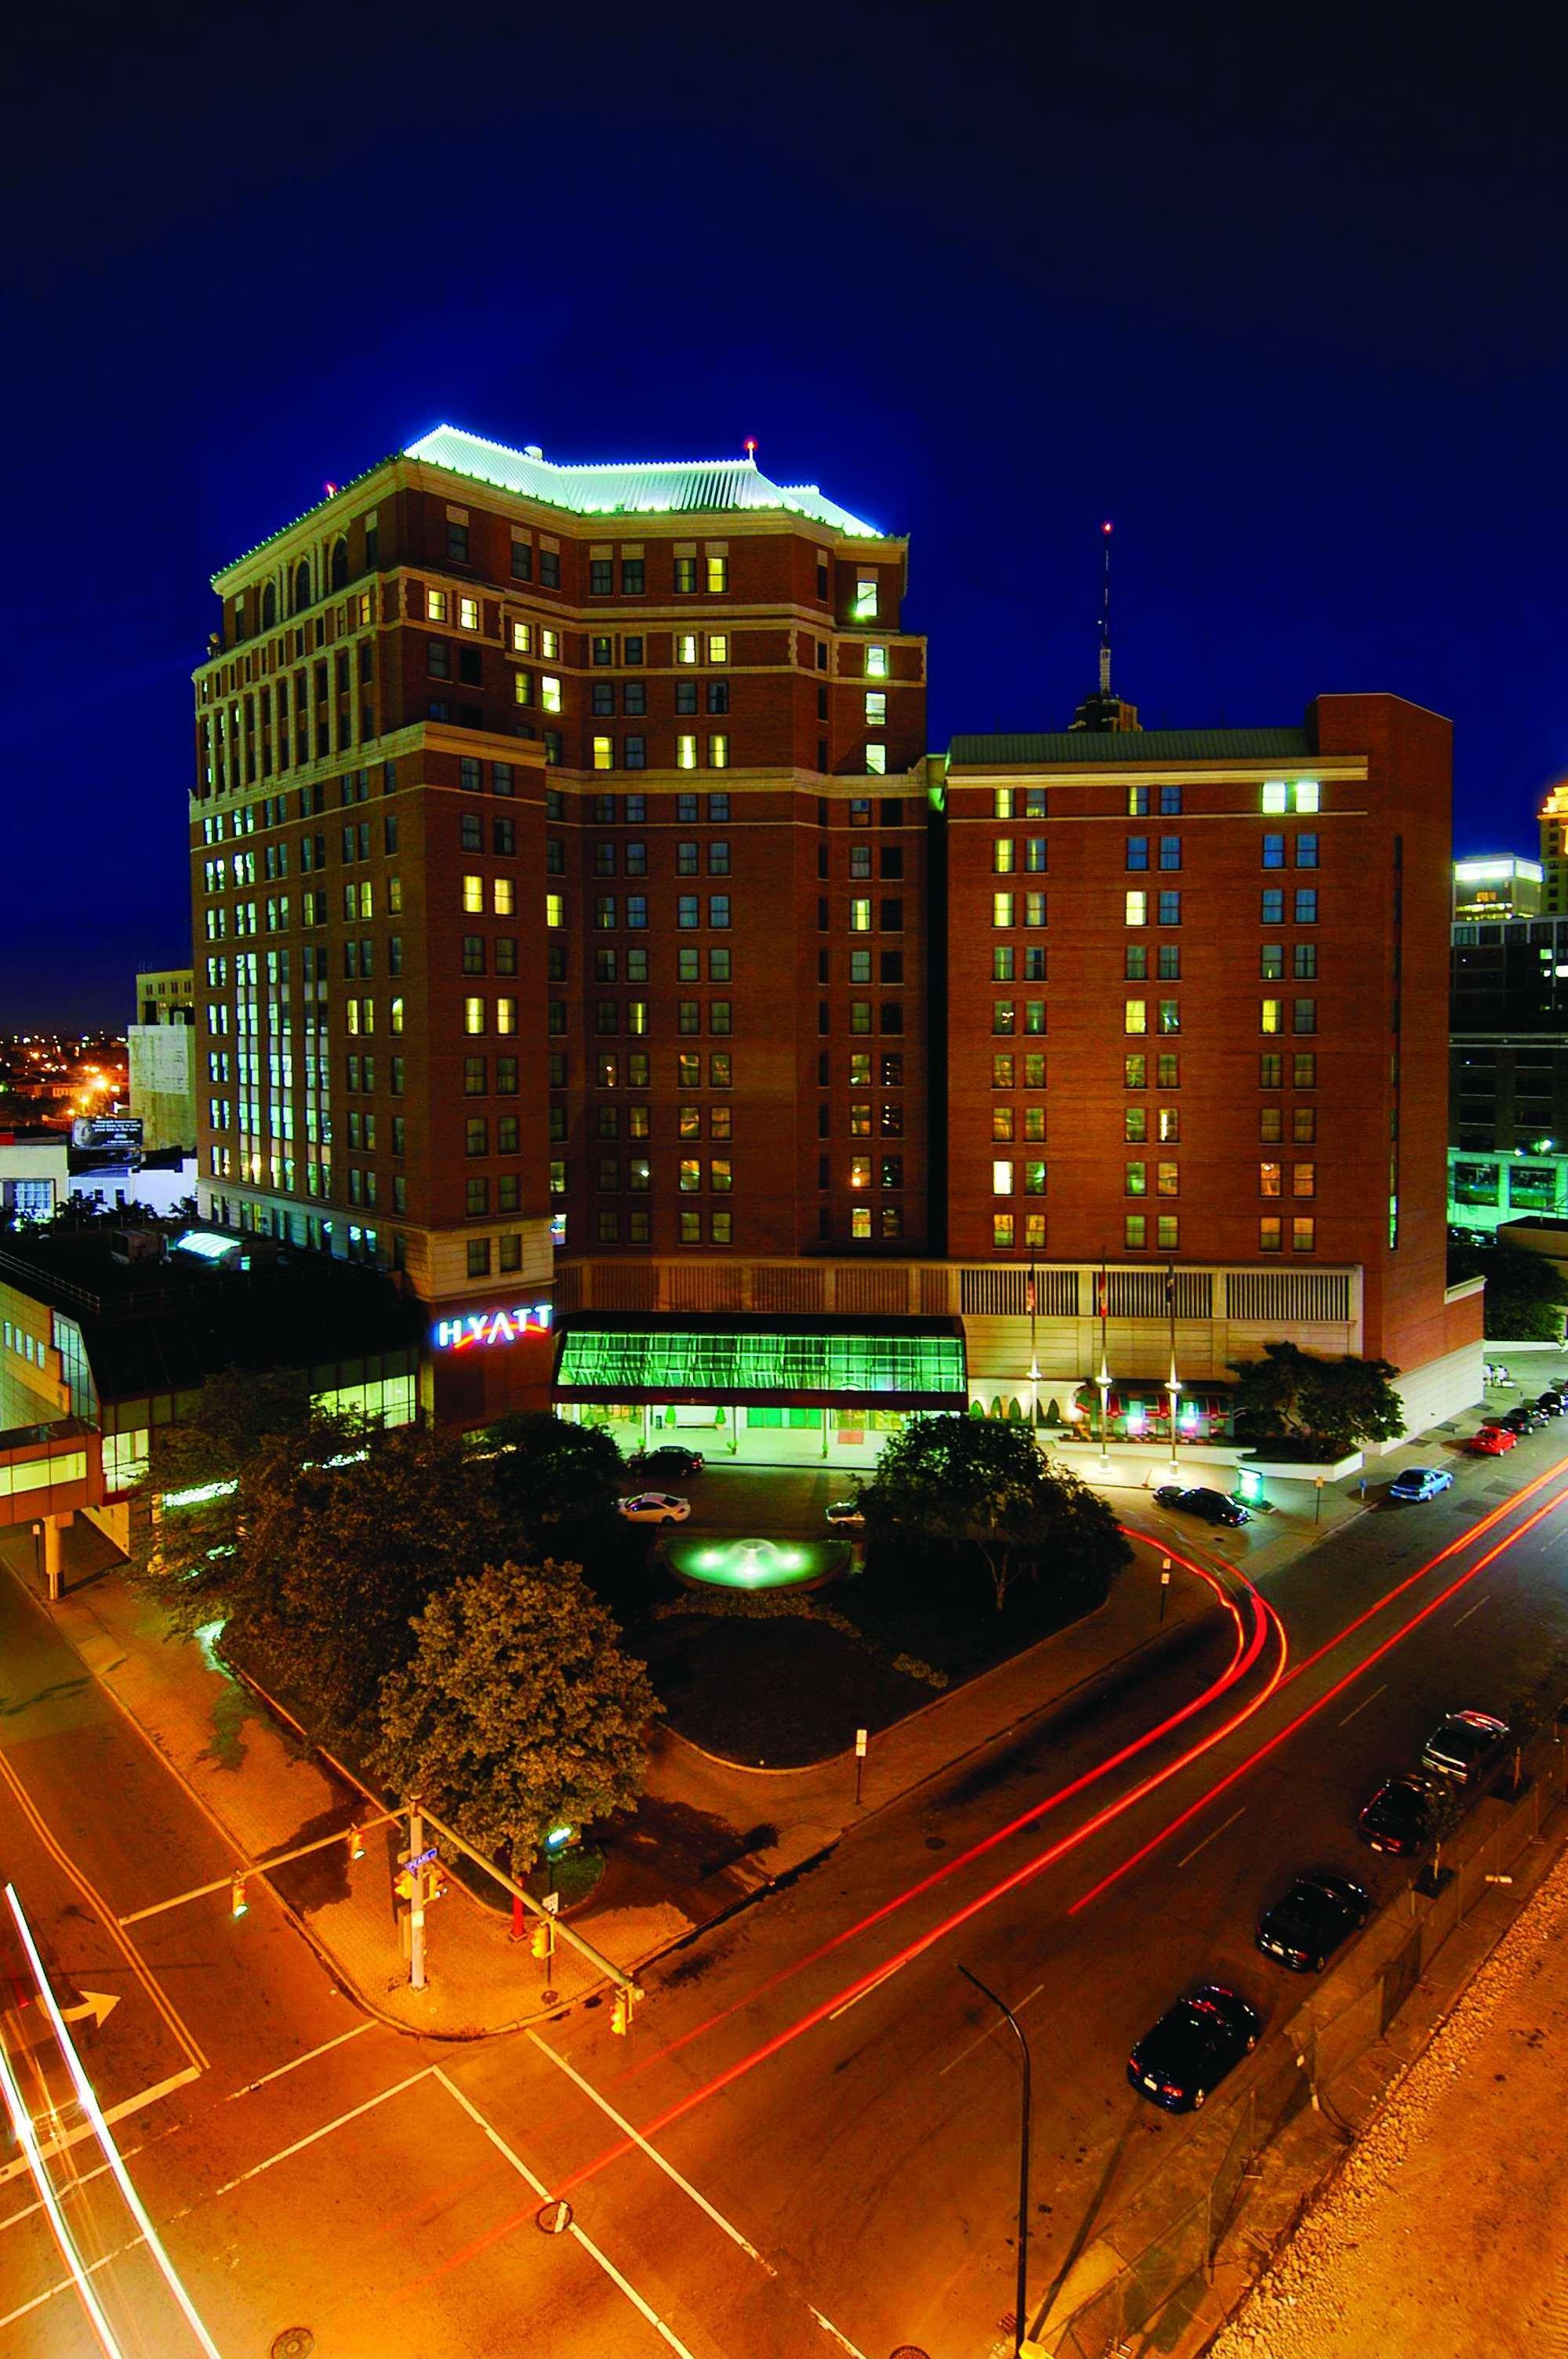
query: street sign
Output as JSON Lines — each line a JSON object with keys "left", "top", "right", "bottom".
{"left": 543, "top": 1891, "right": 561, "bottom": 1914}
{"left": 536, "top": 2198, "right": 573, "bottom": 2236}
{"left": 855, "top": 1727, "right": 868, "bottom": 1758}
{"left": 402, "top": 1845, "right": 438, "bottom": 1871}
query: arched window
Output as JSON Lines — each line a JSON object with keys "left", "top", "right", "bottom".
{"left": 261, "top": 581, "right": 277, "bottom": 629}
{"left": 293, "top": 560, "right": 311, "bottom": 613}
{"left": 329, "top": 538, "right": 348, "bottom": 591}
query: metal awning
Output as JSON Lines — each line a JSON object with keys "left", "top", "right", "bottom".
{"left": 554, "top": 1314, "right": 966, "bottom": 1408}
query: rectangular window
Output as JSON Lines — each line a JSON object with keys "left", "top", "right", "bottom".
{"left": 1293, "top": 998, "right": 1317, "bottom": 1034}
{"left": 992, "top": 1212, "right": 1014, "bottom": 1251}
{"left": 1262, "top": 833, "right": 1285, "bottom": 868}
{"left": 1295, "top": 887, "right": 1318, "bottom": 922}
{"left": 1158, "top": 890, "right": 1181, "bottom": 925}
{"left": 1261, "top": 781, "right": 1288, "bottom": 812}
{"left": 1126, "top": 835, "right": 1149, "bottom": 870}
{"left": 993, "top": 892, "right": 1014, "bottom": 927}
{"left": 1294, "top": 1052, "right": 1316, "bottom": 1087}
{"left": 1124, "top": 1107, "right": 1147, "bottom": 1141}
{"left": 1157, "top": 946, "right": 1179, "bottom": 980}
{"left": 1127, "top": 786, "right": 1149, "bottom": 816}
{"left": 1261, "top": 998, "right": 1283, "bottom": 1034}
{"left": 1125, "top": 890, "right": 1147, "bottom": 926}
{"left": 1260, "top": 1161, "right": 1282, "bottom": 1198}
{"left": 709, "top": 895, "right": 731, "bottom": 929}
{"left": 852, "top": 577, "right": 879, "bottom": 620}
{"left": 1157, "top": 1107, "right": 1180, "bottom": 1143}
{"left": 1156, "top": 1215, "right": 1179, "bottom": 1250}
{"left": 677, "top": 735, "right": 698, "bottom": 769}
{"left": 1261, "top": 887, "right": 1284, "bottom": 924}
{"left": 993, "top": 1054, "right": 1015, "bottom": 1088}
{"left": 1260, "top": 1216, "right": 1283, "bottom": 1252}
{"left": 865, "top": 644, "right": 888, "bottom": 678}
{"left": 1156, "top": 1161, "right": 1178, "bottom": 1197}
{"left": 1124, "top": 999, "right": 1147, "bottom": 1034}
{"left": 1158, "top": 836, "right": 1181, "bottom": 870}
{"left": 1293, "top": 943, "right": 1317, "bottom": 979}
{"left": 1294, "top": 781, "right": 1320, "bottom": 812}
{"left": 1293, "top": 1107, "right": 1316, "bottom": 1142}
{"left": 1293, "top": 1161, "right": 1316, "bottom": 1198}
{"left": 1124, "top": 1053, "right": 1146, "bottom": 1087}
{"left": 1259, "top": 1052, "right": 1283, "bottom": 1086}
{"left": 993, "top": 838, "right": 1015, "bottom": 873}
{"left": 708, "top": 734, "right": 729, "bottom": 769}
{"left": 1296, "top": 833, "right": 1319, "bottom": 867}
{"left": 677, "top": 895, "right": 699, "bottom": 928}
{"left": 1124, "top": 1212, "right": 1146, "bottom": 1250}
{"left": 706, "top": 555, "right": 728, "bottom": 594}
{"left": 1261, "top": 943, "right": 1284, "bottom": 980}
{"left": 1125, "top": 1160, "right": 1146, "bottom": 1197}
{"left": 1293, "top": 1215, "right": 1316, "bottom": 1252}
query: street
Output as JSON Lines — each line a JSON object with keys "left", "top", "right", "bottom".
{"left": 5, "top": 1426, "right": 1568, "bottom": 2357}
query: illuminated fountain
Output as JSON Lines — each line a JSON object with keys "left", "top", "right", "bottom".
{"left": 664, "top": 1534, "right": 847, "bottom": 1593}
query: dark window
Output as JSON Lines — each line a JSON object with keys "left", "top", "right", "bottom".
{"left": 706, "top": 681, "right": 730, "bottom": 713}
{"left": 539, "top": 549, "right": 560, "bottom": 589}
{"left": 622, "top": 559, "right": 645, "bottom": 594}
{"left": 510, "top": 541, "right": 533, "bottom": 581}
{"left": 458, "top": 647, "right": 482, "bottom": 685}
{"left": 624, "top": 736, "right": 647, "bottom": 769}
{"left": 426, "top": 639, "right": 451, "bottom": 678}
{"left": 673, "top": 556, "right": 698, "bottom": 593}
{"left": 675, "top": 681, "right": 699, "bottom": 714}
{"left": 460, "top": 812, "right": 482, "bottom": 851}
{"left": 623, "top": 682, "right": 646, "bottom": 715}
{"left": 590, "top": 560, "right": 613, "bottom": 594}
{"left": 447, "top": 522, "right": 470, "bottom": 564}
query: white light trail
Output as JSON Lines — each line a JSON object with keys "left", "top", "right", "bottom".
{"left": 0, "top": 2030, "right": 127, "bottom": 2357}
{"left": 4, "top": 1883, "right": 223, "bottom": 2357}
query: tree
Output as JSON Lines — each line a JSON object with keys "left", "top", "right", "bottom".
{"left": 1230, "top": 1343, "right": 1406, "bottom": 1459}
{"left": 487, "top": 1411, "right": 623, "bottom": 1540}
{"left": 373, "top": 1558, "right": 660, "bottom": 1874}
{"left": 1420, "top": 1779, "right": 1469, "bottom": 1892}
{"left": 1448, "top": 1238, "right": 1568, "bottom": 1341}
{"left": 858, "top": 1414, "right": 1130, "bottom": 1613}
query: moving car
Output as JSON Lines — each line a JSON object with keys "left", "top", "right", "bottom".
{"left": 1152, "top": 1485, "right": 1250, "bottom": 1528}
{"left": 825, "top": 1499, "right": 866, "bottom": 1528}
{"left": 1387, "top": 1466, "right": 1454, "bottom": 1502}
{"left": 628, "top": 1445, "right": 706, "bottom": 1481}
{"left": 1127, "top": 1985, "right": 1260, "bottom": 2112}
{"left": 615, "top": 1492, "right": 691, "bottom": 1525}
{"left": 1468, "top": 1425, "right": 1518, "bottom": 1456}
{"left": 1255, "top": 1872, "right": 1371, "bottom": 1972}
{"left": 1421, "top": 1709, "right": 1510, "bottom": 1786}
{"left": 1357, "top": 1772, "right": 1436, "bottom": 1855}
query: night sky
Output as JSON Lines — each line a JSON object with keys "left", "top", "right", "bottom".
{"left": 6, "top": 5, "right": 1567, "bottom": 1027}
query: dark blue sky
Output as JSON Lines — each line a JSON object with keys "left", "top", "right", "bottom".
{"left": 6, "top": 4, "right": 1566, "bottom": 1026}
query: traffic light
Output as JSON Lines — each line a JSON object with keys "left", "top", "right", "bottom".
{"left": 394, "top": 1867, "right": 416, "bottom": 1903}
{"left": 230, "top": 1874, "right": 249, "bottom": 1919}
{"left": 349, "top": 1824, "right": 366, "bottom": 1862}
{"left": 531, "top": 1919, "right": 554, "bottom": 1961}
{"left": 611, "top": 1991, "right": 629, "bottom": 2036}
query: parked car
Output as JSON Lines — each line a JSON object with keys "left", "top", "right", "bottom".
{"left": 1387, "top": 1466, "right": 1454, "bottom": 1502}
{"left": 1468, "top": 1425, "right": 1518, "bottom": 1456}
{"left": 1255, "top": 1873, "right": 1371, "bottom": 1972}
{"left": 628, "top": 1445, "right": 706, "bottom": 1481}
{"left": 1152, "top": 1485, "right": 1250, "bottom": 1527}
{"left": 1357, "top": 1772, "right": 1436, "bottom": 1855}
{"left": 1493, "top": 1404, "right": 1549, "bottom": 1434}
{"left": 1127, "top": 1985, "right": 1260, "bottom": 2112}
{"left": 1421, "top": 1709, "right": 1510, "bottom": 1786}
{"left": 824, "top": 1499, "right": 866, "bottom": 1528}
{"left": 1537, "top": 1392, "right": 1568, "bottom": 1417}
{"left": 615, "top": 1492, "right": 691, "bottom": 1525}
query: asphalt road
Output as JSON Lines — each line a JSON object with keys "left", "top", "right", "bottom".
{"left": 7, "top": 1413, "right": 1568, "bottom": 2357}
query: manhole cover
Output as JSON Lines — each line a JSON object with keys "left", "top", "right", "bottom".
{"left": 271, "top": 2334, "right": 315, "bottom": 2359}
{"left": 924, "top": 1835, "right": 947, "bottom": 1851}
{"left": 891, "top": 2348, "right": 932, "bottom": 2357}
{"left": 537, "top": 2197, "right": 574, "bottom": 2235}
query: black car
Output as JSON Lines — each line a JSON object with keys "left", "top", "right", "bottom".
{"left": 1127, "top": 1984, "right": 1260, "bottom": 2112}
{"left": 1152, "top": 1485, "right": 1250, "bottom": 1528}
{"left": 1537, "top": 1391, "right": 1568, "bottom": 1416}
{"left": 1421, "top": 1709, "right": 1510, "bottom": 1786}
{"left": 1507, "top": 1403, "right": 1550, "bottom": 1431}
{"left": 1357, "top": 1772, "right": 1436, "bottom": 1856}
{"left": 628, "top": 1445, "right": 706, "bottom": 1481}
{"left": 1255, "top": 1873, "right": 1371, "bottom": 1972}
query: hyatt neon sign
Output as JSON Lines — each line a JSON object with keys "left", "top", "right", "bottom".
{"left": 433, "top": 1302, "right": 553, "bottom": 1351}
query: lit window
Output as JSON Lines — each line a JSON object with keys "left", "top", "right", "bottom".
{"left": 865, "top": 692, "right": 886, "bottom": 726}
{"left": 709, "top": 735, "right": 729, "bottom": 769}
{"left": 992, "top": 1160, "right": 1014, "bottom": 1194}
{"left": 677, "top": 736, "right": 698, "bottom": 769}
{"left": 541, "top": 629, "right": 559, "bottom": 660}
{"left": 993, "top": 787, "right": 1015, "bottom": 818}
{"left": 850, "top": 899, "right": 872, "bottom": 931}
{"left": 510, "top": 621, "right": 532, "bottom": 652}
{"left": 1124, "top": 999, "right": 1147, "bottom": 1034}
{"left": 1156, "top": 1161, "right": 1178, "bottom": 1196}
{"left": 493, "top": 878, "right": 514, "bottom": 915}
{"left": 1158, "top": 1107, "right": 1180, "bottom": 1143}
{"left": 1260, "top": 1161, "right": 1282, "bottom": 1197}
{"left": 1125, "top": 890, "right": 1147, "bottom": 925}
{"left": 1156, "top": 1216, "right": 1179, "bottom": 1250}
{"left": 852, "top": 1205, "right": 873, "bottom": 1239}
{"left": 390, "top": 997, "right": 405, "bottom": 1034}
{"left": 589, "top": 735, "right": 612, "bottom": 772}
{"left": 541, "top": 676, "right": 561, "bottom": 714}
{"left": 707, "top": 633, "right": 728, "bottom": 663}
{"left": 850, "top": 1155, "right": 873, "bottom": 1188}
{"left": 1293, "top": 1161, "right": 1316, "bottom": 1198}
{"left": 865, "top": 644, "right": 888, "bottom": 678}
{"left": 993, "top": 893, "right": 1014, "bottom": 927}
{"left": 706, "top": 555, "right": 728, "bottom": 593}
{"left": 1294, "top": 780, "right": 1320, "bottom": 812}
{"left": 995, "top": 839, "right": 1015, "bottom": 873}
{"left": 1025, "top": 892, "right": 1046, "bottom": 927}
{"left": 676, "top": 634, "right": 699, "bottom": 664}
{"left": 426, "top": 589, "right": 448, "bottom": 622}
{"left": 852, "top": 577, "right": 879, "bottom": 620}
{"left": 463, "top": 997, "right": 485, "bottom": 1034}
{"left": 866, "top": 744, "right": 887, "bottom": 775}
{"left": 1293, "top": 1216, "right": 1316, "bottom": 1252}
{"left": 1023, "top": 1161, "right": 1046, "bottom": 1195}
{"left": 463, "top": 874, "right": 483, "bottom": 913}
{"left": 546, "top": 893, "right": 564, "bottom": 928}
{"left": 514, "top": 672, "right": 533, "bottom": 706}
{"left": 1262, "top": 781, "right": 1288, "bottom": 812}
{"left": 1260, "top": 1216, "right": 1283, "bottom": 1252}
{"left": 459, "top": 597, "right": 479, "bottom": 631}
{"left": 496, "top": 997, "right": 517, "bottom": 1035}
{"left": 1261, "top": 998, "right": 1283, "bottom": 1034}
{"left": 1125, "top": 1161, "right": 1146, "bottom": 1197}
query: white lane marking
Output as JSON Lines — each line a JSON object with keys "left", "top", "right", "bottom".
{"left": 940, "top": 1980, "right": 1047, "bottom": 2080}
{"left": 0, "top": 1707, "right": 208, "bottom": 2074}
{"left": 0, "top": 2066, "right": 200, "bottom": 2187}
{"left": 1453, "top": 1594, "right": 1493, "bottom": 1627}
{"left": 1337, "top": 1681, "right": 1388, "bottom": 1728}
{"left": 0, "top": 2230, "right": 147, "bottom": 2332}
{"left": 827, "top": 1957, "right": 909, "bottom": 2023}
{"left": 434, "top": 2068, "right": 700, "bottom": 2359}
{"left": 210, "top": 2066, "right": 430, "bottom": 2194}
{"left": 1176, "top": 1805, "right": 1247, "bottom": 1870}
{"left": 524, "top": 2030, "right": 772, "bottom": 2271}
{"left": 1, "top": 2148, "right": 123, "bottom": 2235}
{"left": 226, "top": 2017, "right": 375, "bottom": 2099}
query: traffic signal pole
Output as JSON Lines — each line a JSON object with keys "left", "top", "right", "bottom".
{"left": 408, "top": 1805, "right": 427, "bottom": 1992}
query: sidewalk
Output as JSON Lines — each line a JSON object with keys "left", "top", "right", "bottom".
{"left": 1206, "top": 1841, "right": 1568, "bottom": 2359}
{"left": 4, "top": 1524, "right": 1236, "bottom": 2041}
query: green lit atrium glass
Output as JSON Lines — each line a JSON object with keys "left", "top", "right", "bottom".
{"left": 556, "top": 1325, "right": 964, "bottom": 1401}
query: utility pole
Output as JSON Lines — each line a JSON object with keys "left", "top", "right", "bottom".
{"left": 960, "top": 1965, "right": 1032, "bottom": 2357}
{"left": 408, "top": 1804, "right": 426, "bottom": 1992}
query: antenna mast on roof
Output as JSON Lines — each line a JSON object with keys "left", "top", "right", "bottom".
{"left": 1099, "top": 520, "right": 1113, "bottom": 698}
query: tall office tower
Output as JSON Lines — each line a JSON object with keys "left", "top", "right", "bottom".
{"left": 941, "top": 697, "right": 1476, "bottom": 1434}
{"left": 191, "top": 427, "right": 926, "bottom": 1418}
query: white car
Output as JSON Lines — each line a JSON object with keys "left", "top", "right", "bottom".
{"left": 616, "top": 1492, "right": 691, "bottom": 1525}
{"left": 825, "top": 1499, "right": 866, "bottom": 1528}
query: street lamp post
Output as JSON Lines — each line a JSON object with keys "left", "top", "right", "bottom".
{"left": 959, "top": 1964, "right": 1032, "bottom": 2357}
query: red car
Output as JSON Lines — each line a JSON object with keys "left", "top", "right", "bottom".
{"left": 1470, "top": 1425, "right": 1518, "bottom": 1456}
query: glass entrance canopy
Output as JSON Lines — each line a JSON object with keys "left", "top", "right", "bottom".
{"left": 554, "top": 1315, "right": 965, "bottom": 1408}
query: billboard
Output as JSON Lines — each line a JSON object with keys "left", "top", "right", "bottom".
{"left": 71, "top": 1115, "right": 143, "bottom": 1161}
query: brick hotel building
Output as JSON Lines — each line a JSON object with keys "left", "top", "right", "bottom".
{"left": 188, "top": 427, "right": 1480, "bottom": 1459}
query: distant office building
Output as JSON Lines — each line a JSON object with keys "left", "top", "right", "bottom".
{"left": 1452, "top": 855, "right": 1541, "bottom": 921}
{"left": 1540, "top": 779, "right": 1568, "bottom": 914}
{"left": 129, "top": 966, "right": 197, "bottom": 1152}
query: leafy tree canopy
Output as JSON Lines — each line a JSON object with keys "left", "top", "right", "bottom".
{"left": 486, "top": 1411, "right": 624, "bottom": 1539}
{"left": 1448, "top": 1238, "right": 1568, "bottom": 1340}
{"left": 374, "top": 1558, "right": 660, "bottom": 1871}
{"left": 1230, "top": 1343, "right": 1406, "bottom": 1458}
{"left": 858, "top": 1414, "right": 1130, "bottom": 1611}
